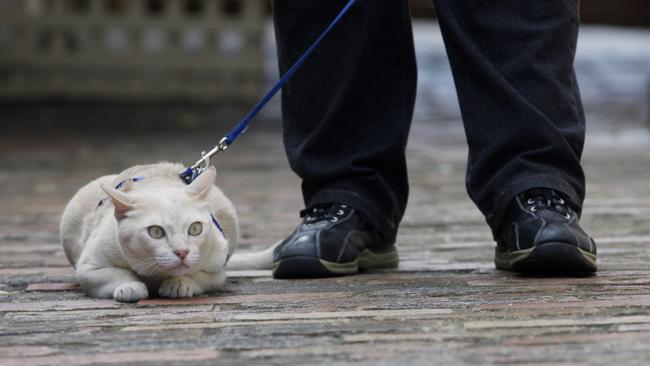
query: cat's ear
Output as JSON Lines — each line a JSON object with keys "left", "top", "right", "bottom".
{"left": 187, "top": 166, "right": 216, "bottom": 200}
{"left": 100, "top": 184, "right": 134, "bottom": 220}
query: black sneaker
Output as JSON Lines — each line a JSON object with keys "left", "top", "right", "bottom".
{"left": 272, "top": 204, "right": 399, "bottom": 279}
{"left": 495, "top": 188, "right": 597, "bottom": 273}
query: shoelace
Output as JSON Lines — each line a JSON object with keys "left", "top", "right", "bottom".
{"left": 522, "top": 189, "right": 571, "bottom": 219}
{"left": 300, "top": 204, "right": 350, "bottom": 224}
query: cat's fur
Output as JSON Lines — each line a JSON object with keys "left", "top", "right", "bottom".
{"left": 60, "top": 162, "right": 242, "bottom": 302}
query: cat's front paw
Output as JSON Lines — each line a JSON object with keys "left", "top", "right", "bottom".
{"left": 159, "top": 277, "right": 201, "bottom": 298}
{"left": 113, "top": 281, "right": 149, "bottom": 303}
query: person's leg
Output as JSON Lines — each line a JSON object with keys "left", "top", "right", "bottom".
{"left": 432, "top": 0, "right": 586, "bottom": 234}
{"left": 273, "top": 0, "right": 417, "bottom": 240}
{"left": 271, "top": 0, "right": 417, "bottom": 277}
{"left": 432, "top": 0, "right": 595, "bottom": 271}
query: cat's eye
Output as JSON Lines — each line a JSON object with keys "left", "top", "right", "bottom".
{"left": 188, "top": 222, "right": 203, "bottom": 236}
{"left": 147, "top": 226, "right": 165, "bottom": 239}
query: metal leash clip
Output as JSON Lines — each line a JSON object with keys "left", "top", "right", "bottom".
{"left": 194, "top": 137, "right": 230, "bottom": 174}
{"left": 180, "top": 137, "right": 230, "bottom": 183}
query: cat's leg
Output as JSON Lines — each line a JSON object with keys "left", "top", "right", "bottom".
{"left": 159, "top": 270, "right": 226, "bottom": 298}
{"left": 76, "top": 264, "right": 148, "bottom": 302}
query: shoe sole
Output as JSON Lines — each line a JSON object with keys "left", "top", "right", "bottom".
{"left": 272, "top": 247, "right": 399, "bottom": 279}
{"left": 495, "top": 242, "right": 597, "bottom": 273}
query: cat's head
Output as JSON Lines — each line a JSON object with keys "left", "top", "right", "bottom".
{"left": 100, "top": 167, "right": 226, "bottom": 278}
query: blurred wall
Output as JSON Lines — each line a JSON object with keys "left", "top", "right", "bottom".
{"left": 410, "top": 0, "right": 650, "bottom": 26}
{"left": 0, "top": 0, "right": 267, "bottom": 103}
{"left": 579, "top": 0, "right": 650, "bottom": 26}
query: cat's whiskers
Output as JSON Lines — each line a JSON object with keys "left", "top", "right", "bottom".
{"left": 155, "top": 255, "right": 179, "bottom": 266}
{"left": 186, "top": 252, "right": 201, "bottom": 266}
{"left": 133, "top": 258, "right": 166, "bottom": 277}
{"left": 155, "top": 254, "right": 194, "bottom": 272}
{"left": 130, "top": 258, "right": 156, "bottom": 274}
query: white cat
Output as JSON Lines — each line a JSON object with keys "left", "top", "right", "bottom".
{"left": 60, "top": 162, "right": 242, "bottom": 302}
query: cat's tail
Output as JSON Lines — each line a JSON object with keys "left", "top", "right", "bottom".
{"left": 226, "top": 241, "right": 280, "bottom": 270}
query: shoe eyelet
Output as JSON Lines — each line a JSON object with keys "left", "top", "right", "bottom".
{"left": 564, "top": 213, "right": 571, "bottom": 219}
{"left": 337, "top": 210, "right": 344, "bottom": 216}
{"left": 330, "top": 217, "right": 339, "bottom": 223}
{"left": 530, "top": 206, "right": 537, "bottom": 212}
{"left": 527, "top": 198, "right": 535, "bottom": 204}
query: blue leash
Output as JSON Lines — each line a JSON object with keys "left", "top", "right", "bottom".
{"left": 180, "top": 0, "right": 358, "bottom": 184}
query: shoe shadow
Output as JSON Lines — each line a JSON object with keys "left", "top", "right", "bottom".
{"left": 510, "top": 271, "right": 597, "bottom": 279}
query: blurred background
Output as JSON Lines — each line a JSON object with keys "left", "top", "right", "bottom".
{"left": 1, "top": 0, "right": 648, "bottom": 135}
{"left": 0, "top": 0, "right": 649, "bottom": 224}
{"left": 1, "top": 3, "right": 650, "bottom": 362}
{"left": 1, "top": 0, "right": 649, "bottom": 293}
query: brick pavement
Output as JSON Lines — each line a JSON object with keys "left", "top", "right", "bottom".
{"left": 1, "top": 24, "right": 650, "bottom": 365}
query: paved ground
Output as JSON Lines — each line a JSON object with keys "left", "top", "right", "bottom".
{"left": 1, "top": 24, "right": 650, "bottom": 365}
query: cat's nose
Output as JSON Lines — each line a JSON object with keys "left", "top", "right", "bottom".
{"left": 173, "top": 249, "right": 189, "bottom": 260}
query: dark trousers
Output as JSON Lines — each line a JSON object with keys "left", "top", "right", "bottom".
{"left": 272, "top": 0, "right": 586, "bottom": 242}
